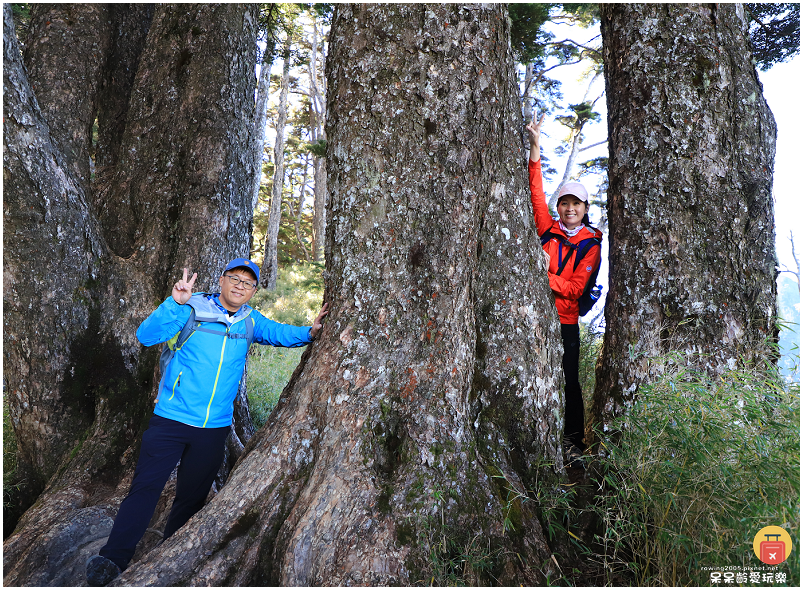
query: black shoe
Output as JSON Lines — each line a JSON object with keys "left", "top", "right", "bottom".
{"left": 86, "top": 555, "right": 121, "bottom": 586}
{"left": 564, "top": 441, "right": 585, "bottom": 469}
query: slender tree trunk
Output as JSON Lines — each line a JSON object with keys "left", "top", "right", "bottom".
{"left": 3, "top": 4, "right": 258, "bottom": 584}
{"left": 311, "top": 17, "right": 327, "bottom": 262}
{"left": 590, "top": 4, "right": 778, "bottom": 440}
{"left": 548, "top": 73, "right": 601, "bottom": 210}
{"left": 262, "top": 29, "right": 294, "bottom": 289}
{"left": 249, "top": 32, "right": 277, "bottom": 234}
{"left": 790, "top": 232, "right": 800, "bottom": 297}
{"left": 111, "top": 5, "right": 566, "bottom": 586}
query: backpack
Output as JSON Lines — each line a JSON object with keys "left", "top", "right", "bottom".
{"left": 158, "top": 293, "right": 255, "bottom": 377}
{"left": 540, "top": 228, "right": 603, "bottom": 317}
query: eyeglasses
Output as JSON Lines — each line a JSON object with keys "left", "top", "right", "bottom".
{"left": 223, "top": 274, "right": 257, "bottom": 291}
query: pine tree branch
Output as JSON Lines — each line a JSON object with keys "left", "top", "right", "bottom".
{"left": 546, "top": 38, "right": 602, "bottom": 59}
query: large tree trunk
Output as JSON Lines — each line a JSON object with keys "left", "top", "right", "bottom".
{"left": 108, "top": 5, "right": 567, "bottom": 586}
{"left": 3, "top": 4, "right": 258, "bottom": 584}
{"left": 312, "top": 156, "right": 327, "bottom": 261}
{"left": 591, "top": 4, "right": 778, "bottom": 438}
{"left": 5, "top": 2, "right": 110, "bottom": 513}
{"left": 261, "top": 29, "right": 293, "bottom": 289}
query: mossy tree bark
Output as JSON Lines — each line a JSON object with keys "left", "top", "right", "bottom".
{"left": 106, "top": 5, "right": 567, "bottom": 586}
{"left": 591, "top": 4, "right": 778, "bottom": 439}
{"left": 3, "top": 3, "right": 258, "bottom": 584}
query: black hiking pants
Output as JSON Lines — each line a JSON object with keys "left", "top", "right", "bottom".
{"left": 561, "top": 323, "right": 585, "bottom": 451}
{"left": 99, "top": 414, "right": 229, "bottom": 570}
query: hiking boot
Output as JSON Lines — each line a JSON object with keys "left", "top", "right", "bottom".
{"left": 85, "top": 555, "right": 121, "bottom": 586}
{"left": 564, "top": 441, "right": 585, "bottom": 469}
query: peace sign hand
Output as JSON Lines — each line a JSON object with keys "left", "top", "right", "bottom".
{"left": 173, "top": 268, "right": 198, "bottom": 305}
{"left": 525, "top": 109, "right": 546, "bottom": 163}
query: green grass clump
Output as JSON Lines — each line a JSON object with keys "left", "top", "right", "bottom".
{"left": 592, "top": 354, "right": 800, "bottom": 586}
{"left": 246, "top": 346, "right": 303, "bottom": 430}
{"left": 412, "top": 489, "right": 503, "bottom": 586}
{"left": 3, "top": 392, "right": 19, "bottom": 500}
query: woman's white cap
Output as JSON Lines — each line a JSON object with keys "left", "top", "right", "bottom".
{"left": 557, "top": 182, "right": 589, "bottom": 204}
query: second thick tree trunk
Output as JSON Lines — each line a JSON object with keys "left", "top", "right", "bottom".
{"left": 113, "top": 5, "right": 567, "bottom": 586}
{"left": 592, "top": 4, "right": 778, "bottom": 436}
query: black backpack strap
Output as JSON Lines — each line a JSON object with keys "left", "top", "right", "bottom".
{"left": 550, "top": 234, "right": 578, "bottom": 276}
{"left": 555, "top": 245, "right": 574, "bottom": 276}
{"left": 246, "top": 316, "right": 254, "bottom": 347}
{"left": 173, "top": 307, "right": 198, "bottom": 350}
{"left": 572, "top": 237, "right": 602, "bottom": 270}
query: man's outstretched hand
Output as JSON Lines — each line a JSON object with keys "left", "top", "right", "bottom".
{"left": 310, "top": 302, "right": 330, "bottom": 340}
{"left": 172, "top": 268, "right": 197, "bottom": 305}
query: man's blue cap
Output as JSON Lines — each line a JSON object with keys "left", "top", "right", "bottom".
{"left": 224, "top": 257, "right": 260, "bottom": 282}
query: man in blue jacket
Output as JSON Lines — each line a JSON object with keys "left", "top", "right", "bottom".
{"left": 86, "top": 258, "right": 329, "bottom": 585}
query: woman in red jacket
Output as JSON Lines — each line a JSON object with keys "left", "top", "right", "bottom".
{"left": 526, "top": 112, "right": 602, "bottom": 464}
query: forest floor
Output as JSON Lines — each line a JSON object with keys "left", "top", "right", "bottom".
{"left": 562, "top": 458, "right": 634, "bottom": 587}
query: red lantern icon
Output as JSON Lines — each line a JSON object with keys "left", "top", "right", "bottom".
{"left": 760, "top": 534, "right": 786, "bottom": 565}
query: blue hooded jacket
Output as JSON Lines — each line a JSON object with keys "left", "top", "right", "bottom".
{"left": 137, "top": 293, "right": 311, "bottom": 428}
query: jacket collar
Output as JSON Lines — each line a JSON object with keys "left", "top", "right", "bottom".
{"left": 549, "top": 220, "right": 602, "bottom": 241}
{"left": 209, "top": 293, "right": 251, "bottom": 319}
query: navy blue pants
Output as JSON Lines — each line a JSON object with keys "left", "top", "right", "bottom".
{"left": 561, "top": 323, "right": 585, "bottom": 451}
{"left": 99, "top": 415, "right": 229, "bottom": 570}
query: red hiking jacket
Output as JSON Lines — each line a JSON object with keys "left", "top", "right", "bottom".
{"left": 529, "top": 158, "right": 602, "bottom": 325}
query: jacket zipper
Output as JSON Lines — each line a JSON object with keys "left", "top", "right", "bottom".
{"left": 203, "top": 327, "right": 228, "bottom": 428}
{"left": 168, "top": 372, "right": 182, "bottom": 401}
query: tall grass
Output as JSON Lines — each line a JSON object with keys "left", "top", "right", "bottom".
{"left": 3, "top": 391, "right": 19, "bottom": 507}
{"left": 579, "top": 322, "right": 603, "bottom": 416}
{"left": 591, "top": 354, "right": 800, "bottom": 586}
{"left": 413, "top": 492, "right": 503, "bottom": 586}
{"left": 246, "top": 346, "right": 303, "bottom": 429}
